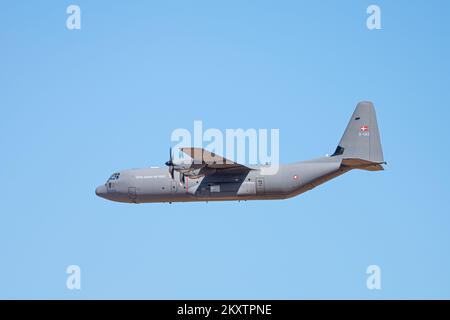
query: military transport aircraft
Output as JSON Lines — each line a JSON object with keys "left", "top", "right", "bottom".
{"left": 95, "top": 101, "right": 385, "bottom": 204}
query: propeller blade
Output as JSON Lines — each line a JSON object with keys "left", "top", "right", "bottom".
{"left": 166, "top": 147, "right": 174, "bottom": 179}
{"left": 165, "top": 147, "right": 174, "bottom": 167}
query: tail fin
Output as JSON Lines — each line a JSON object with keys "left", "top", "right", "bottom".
{"left": 332, "top": 101, "right": 385, "bottom": 171}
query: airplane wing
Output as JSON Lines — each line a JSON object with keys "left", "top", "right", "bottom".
{"left": 180, "top": 147, "right": 251, "bottom": 171}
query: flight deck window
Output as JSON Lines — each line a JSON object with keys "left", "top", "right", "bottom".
{"left": 108, "top": 173, "right": 120, "bottom": 181}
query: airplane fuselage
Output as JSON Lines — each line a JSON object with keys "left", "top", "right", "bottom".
{"left": 95, "top": 156, "right": 349, "bottom": 203}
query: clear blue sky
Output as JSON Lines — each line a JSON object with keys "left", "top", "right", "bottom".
{"left": 1, "top": 1, "right": 449, "bottom": 299}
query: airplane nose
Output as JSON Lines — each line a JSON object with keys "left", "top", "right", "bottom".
{"left": 95, "top": 185, "right": 107, "bottom": 197}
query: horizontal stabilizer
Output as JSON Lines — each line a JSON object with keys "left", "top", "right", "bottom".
{"left": 341, "top": 158, "right": 385, "bottom": 171}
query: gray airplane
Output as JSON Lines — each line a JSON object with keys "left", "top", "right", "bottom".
{"left": 95, "top": 101, "right": 385, "bottom": 204}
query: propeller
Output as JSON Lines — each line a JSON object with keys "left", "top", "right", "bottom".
{"left": 165, "top": 148, "right": 187, "bottom": 184}
{"left": 165, "top": 147, "right": 175, "bottom": 179}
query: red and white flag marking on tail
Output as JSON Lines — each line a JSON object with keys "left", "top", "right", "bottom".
{"left": 360, "top": 125, "right": 369, "bottom": 132}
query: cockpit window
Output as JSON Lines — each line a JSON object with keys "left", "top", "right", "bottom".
{"left": 107, "top": 172, "right": 120, "bottom": 181}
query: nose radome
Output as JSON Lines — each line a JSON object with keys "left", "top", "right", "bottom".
{"left": 95, "top": 185, "right": 107, "bottom": 197}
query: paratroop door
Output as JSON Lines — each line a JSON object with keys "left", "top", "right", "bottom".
{"left": 256, "top": 177, "right": 265, "bottom": 193}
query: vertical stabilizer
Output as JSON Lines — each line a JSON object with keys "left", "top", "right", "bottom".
{"left": 332, "top": 101, "right": 384, "bottom": 170}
